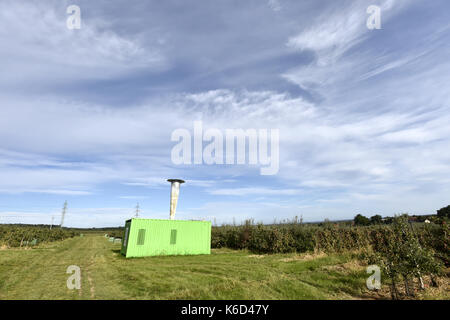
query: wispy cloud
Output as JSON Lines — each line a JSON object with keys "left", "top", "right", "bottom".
{"left": 119, "top": 196, "right": 149, "bottom": 200}
{"left": 0, "top": 0, "right": 449, "bottom": 226}
{"left": 209, "top": 187, "right": 301, "bottom": 196}
{"left": 0, "top": 0, "right": 166, "bottom": 92}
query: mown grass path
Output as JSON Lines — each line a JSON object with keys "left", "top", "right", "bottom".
{"left": 0, "top": 235, "right": 369, "bottom": 299}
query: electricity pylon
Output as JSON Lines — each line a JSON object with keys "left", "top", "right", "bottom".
{"left": 135, "top": 203, "right": 140, "bottom": 218}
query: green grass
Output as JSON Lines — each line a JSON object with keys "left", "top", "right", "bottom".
{"left": 0, "top": 235, "right": 375, "bottom": 299}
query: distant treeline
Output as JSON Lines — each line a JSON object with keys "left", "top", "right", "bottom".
{"left": 0, "top": 224, "right": 125, "bottom": 247}
{"left": 0, "top": 223, "right": 124, "bottom": 231}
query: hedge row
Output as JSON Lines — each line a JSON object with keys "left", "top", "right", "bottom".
{"left": 0, "top": 226, "right": 77, "bottom": 247}
{"left": 211, "top": 221, "right": 449, "bottom": 265}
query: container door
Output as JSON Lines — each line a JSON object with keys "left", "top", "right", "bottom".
{"left": 120, "top": 221, "right": 131, "bottom": 256}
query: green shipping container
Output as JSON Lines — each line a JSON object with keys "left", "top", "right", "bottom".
{"left": 120, "top": 218, "right": 211, "bottom": 258}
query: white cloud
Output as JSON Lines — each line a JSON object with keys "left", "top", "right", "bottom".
{"left": 268, "top": 0, "right": 282, "bottom": 12}
{"left": 119, "top": 196, "right": 149, "bottom": 200}
{"left": 0, "top": 0, "right": 166, "bottom": 87}
{"left": 0, "top": 207, "right": 141, "bottom": 227}
{"left": 284, "top": 0, "right": 415, "bottom": 93}
{"left": 287, "top": 4, "right": 366, "bottom": 65}
{"left": 209, "top": 187, "right": 301, "bottom": 196}
{"left": 0, "top": 189, "right": 93, "bottom": 196}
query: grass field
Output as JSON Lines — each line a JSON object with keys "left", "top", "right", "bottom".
{"left": 0, "top": 235, "right": 446, "bottom": 300}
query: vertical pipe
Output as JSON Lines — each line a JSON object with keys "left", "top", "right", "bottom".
{"left": 167, "top": 179, "right": 185, "bottom": 220}
{"left": 60, "top": 200, "right": 67, "bottom": 227}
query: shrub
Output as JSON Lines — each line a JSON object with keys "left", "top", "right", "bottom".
{"left": 365, "top": 216, "right": 442, "bottom": 299}
{"left": 354, "top": 214, "right": 370, "bottom": 226}
{"left": 437, "top": 205, "right": 450, "bottom": 218}
{"left": 0, "top": 225, "right": 76, "bottom": 248}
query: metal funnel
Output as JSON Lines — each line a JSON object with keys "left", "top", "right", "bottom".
{"left": 167, "top": 179, "right": 185, "bottom": 220}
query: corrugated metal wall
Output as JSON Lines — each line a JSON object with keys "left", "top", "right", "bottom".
{"left": 121, "top": 218, "right": 211, "bottom": 258}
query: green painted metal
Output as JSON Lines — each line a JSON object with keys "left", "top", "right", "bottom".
{"left": 120, "top": 218, "right": 211, "bottom": 258}
{"left": 121, "top": 220, "right": 131, "bottom": 255}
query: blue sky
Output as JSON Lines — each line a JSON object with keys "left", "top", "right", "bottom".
{"left": 0, "top": 0, "right": 449, "bottom": 227}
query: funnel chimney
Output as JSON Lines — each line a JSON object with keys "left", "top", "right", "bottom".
{"left": 167, "top": 179, "right": 185, "bottom": 220}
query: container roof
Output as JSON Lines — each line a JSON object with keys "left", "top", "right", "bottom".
{"left": 129, "top": 218, "right": 210, "bottom": 223}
